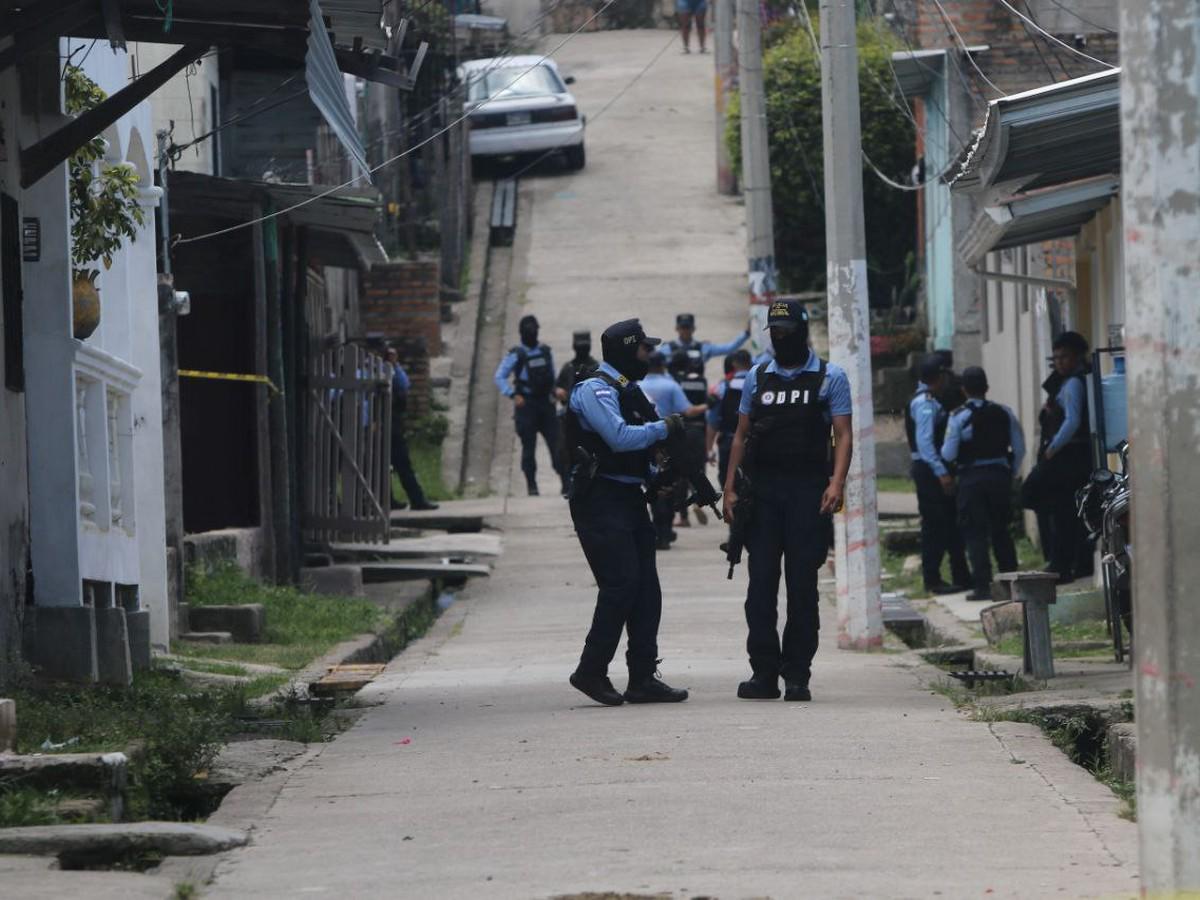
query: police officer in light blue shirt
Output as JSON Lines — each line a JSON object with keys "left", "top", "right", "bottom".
{"left": 941, "top": 366, "right": 1024, "bottom": 601}
{"left": 563, "top": 319, "right": 689, "bottom": 708}
{"left": 657, "top": 312, "right": 750, "bottom": 364}
{"left": 906, "top": 354, "right": 972, "bottom": 595}
{"left": 494, "top": 315, "right": 561, "bottom": 496}
{"left": 722, "top": 300, "right": 853, "bottom": 703}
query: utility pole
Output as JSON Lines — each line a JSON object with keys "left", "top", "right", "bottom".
{"left": 714, "top": 0, "right": 737, "bottom": 195}
{"left": 818, "top": 0, "right": 882, "bottom": 649}
{"left": 736, "top": 0, "right": 776, "bottom": 351}
{"left": 1120, "top": 1, "right": 1200, "bottom": 890}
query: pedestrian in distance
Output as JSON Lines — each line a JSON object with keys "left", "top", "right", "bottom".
{"left": 385, "top": 347, "right": 438, "bottom": 512}
{"left": 640, "top": 354, "right": 708, "bottom": 550}
{"left": 722, "top": 300, "right": 853, "bottom": 702}
{"left": 564, "top": 319, "right": 689, "bottom": 707}
{"left": 676, "top": 0, "right": 708, "bottom": 54}
{"left": 906, "top": 354, "right": 973, "bottom": 595}
{"left": 940, "top": 366, "right": 1025, "bottom": 601}
{"left": 1026, "top": 331, "right": 1095, "bottom": 583}
{"left": 554, "top": 330, "right": 598, "bottom": 497}
{"left": 494, "top": 315, "right": 563, "bottom": 496}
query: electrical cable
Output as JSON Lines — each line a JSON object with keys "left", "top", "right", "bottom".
{"left": 1040, "top": 0, "right": 1116, "bottom": 35}
{"left": 993, "top": 0, "right": 1115, "bottom": 69}
{"left": 929, "top": 0, "right": 1007, "bottom": 96}
{"left": 174, "top": 0, "right": 622, "bottom": 246}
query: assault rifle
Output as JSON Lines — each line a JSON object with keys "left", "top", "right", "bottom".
{"left": 661, "top": 427, "right": 723, "bottom": 523}
{"left": 725, "top": 467, "right": 753, "bottom": 578}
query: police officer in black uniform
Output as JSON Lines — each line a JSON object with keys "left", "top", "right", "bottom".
{"left": 707, "top": 350, "right": 752, "bottom": 488}
{"left": 554, "top": 330, "right": 598, "bottom": 496}
{"left": 906, "top": 354, "right": 973, "bottom": 595}
{"left": 564, "top": 319, "right": 690, "bottom": 707}
{"left": 667, "top": 348, "right": 711, "bottom": 526}
{"left": 494, "top": 315, "right": 562, "bottom": 496}
{"left": 722, "top": 300, "right": 853, "bottom": 702}
{"left": 941, "top": 366, "right": 1026, "bottom": 601}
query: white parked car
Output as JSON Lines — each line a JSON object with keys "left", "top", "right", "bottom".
{"left": 460, "top": 56, "right": 586, "bottom": 170}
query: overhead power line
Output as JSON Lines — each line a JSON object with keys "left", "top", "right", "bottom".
{"left": 994, "top": 0, "right": 1117, "bottom": 69}
{"left": 1040, "top": 0, "right": 1117, "bottom": 35}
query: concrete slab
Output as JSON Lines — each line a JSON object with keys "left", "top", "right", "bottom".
{"left": 94, "top": 607, "right": 132, "bottom": 687}
{"left": 878, "top": 490, "right": 919, "bottom": 518}
{"left": 189, "top": 604, "right": 266, "bottom": 644}
{"left": 178, "top": 631, "right": 233, "bottom": 645}
{"left": 299, "top": 564, "right": 364, "bottom": 598}
{"left": 124, "top": 610, "right": 152, "bottom": 672}
{"left": 359, "top": 561, "right": 491, "bottom": 584}
{"left": 0, "top": 822, "right": 248, "bottom": 859}
{"left": 0, "top": 855, "right": 177, "bottom": 900}
{"left": 0, "top": 698, "right": 15, "bottom": 752}
{"left": 332, "top": 533, "right": 503, "bottom": 560}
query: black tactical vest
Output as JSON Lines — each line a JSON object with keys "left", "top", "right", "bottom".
{"left": 513, "top": 345, "right": 555, "bottom": 398}
{"left": 1042, "top": 370, "right": 1090, "bottom": 447}
{"left": 905, "top": 388, "right": 947, "bottom": 453}
{"left": 717, "top": 372, "right": 746, "bottom": 435}
{"left": 666, "top": 341, "right": 708, "bottom": 404}
{"left": 747, "top": 361, "right": 830, "bottom": 472}
{"left": 957, "top": 401, "right": 1011, "bottom": 466}
{"left": 564, "top": 371, "right": 658, "bottom": 481}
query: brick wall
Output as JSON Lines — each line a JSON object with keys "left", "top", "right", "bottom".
{"left": 360, "top": 259, "right": 441, "bottom": 419}
{"left": 907, "top": 0, "right": 1119, "bottom": 127}
{"left": 361, "top": 259, "right": 442, "bottom": 357}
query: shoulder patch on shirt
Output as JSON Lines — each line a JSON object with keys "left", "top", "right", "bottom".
{"left": 593, "top": 388, "right": 614, "bottom": 397}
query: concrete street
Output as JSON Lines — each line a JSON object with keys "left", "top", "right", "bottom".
{"left": 205, "top": 31, "right": 1138, "bottom": 899}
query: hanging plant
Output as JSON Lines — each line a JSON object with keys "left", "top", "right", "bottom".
{"left": 64, "top": 65, "right": 147, "bottom": 284}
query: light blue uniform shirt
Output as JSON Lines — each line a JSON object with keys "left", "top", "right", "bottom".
{"left": 909, "top": 387, "right": 948, "bottom": 477}
{"left": 391, "top": 365, "right": 410, "bottom": 395}
{"left": 658, "top": 331, "right": 750, "bottom": 362}
{"left": 494, "top": 344, "right": 555, "bottom": 398}
{"left": 942, "top": 398, "right": 1026, "bottom": 472}
{"left": 638, "top": 372, "right": 692, "bottom": 417}
{"left": 738, "top": 351, "right": 852, "bottom": 421}
{"left": 570, "top": 362, "right": 668, "bottom": 484}
{"left": 1047, "top": 369, "right": 1086, "bottom": 453}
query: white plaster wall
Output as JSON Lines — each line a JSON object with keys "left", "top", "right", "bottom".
{"left": 75, "top": 43, "right": 171, "bottom": 647}
{"left": 131, "top": 43, "right": 220, "bottom": 176}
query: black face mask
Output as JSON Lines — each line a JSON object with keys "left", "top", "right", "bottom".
{"left": 573, "top": 343, "right": 591, "bottom": 362}
{"left": 772, "top": 328, "right": 809, "bottom": 367}
{"left": 520, "top": 327, "right": 539, "bottom": 348}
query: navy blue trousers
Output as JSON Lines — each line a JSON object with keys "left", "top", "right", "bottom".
{"left": 570, "top": 479, "right": 662, "bottom": 681}
{"left": 744, "top": 469, "right": 829, "bottom": 684}
{"left": 913, "top": 460, "right": 971, "bottom": 588}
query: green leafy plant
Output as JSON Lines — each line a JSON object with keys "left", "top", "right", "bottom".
{"left": 725, "top": 17, "right": 916, "bottom": 306}
{"left": 64, "top": 65, "right": 146, "bottom": 283}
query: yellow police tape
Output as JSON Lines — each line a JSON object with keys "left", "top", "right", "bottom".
{"left": 178, "top": 369, "right": 282, "bottom": 396}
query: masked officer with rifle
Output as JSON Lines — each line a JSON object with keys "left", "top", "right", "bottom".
{"left": 494, "top": 315, "right": 561, "bottom": 496}
{"left": 722, "top": 300, "right": 852, "bottom": 702}
{"left": 565, "top": 319, "right": 719, "bottom": 707}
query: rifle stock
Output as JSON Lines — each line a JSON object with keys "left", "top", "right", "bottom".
{"left": 725, "top": 468, "right": 753, "bottom": 579}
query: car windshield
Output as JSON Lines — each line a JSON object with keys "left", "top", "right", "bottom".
{"left": 468, "top": 65, "right": 563, "bottom": 103}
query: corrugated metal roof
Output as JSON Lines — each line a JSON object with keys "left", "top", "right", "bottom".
{"left": 949, "top": 68, "right": 1120, "bottom": 195}
{"left": 307, "top": 0, "right": 370, "bottom": 179}
{"left": 958, "top": 175, "right": 1119, "bottom": 265}
{"left": 889, "top": 46, "right": 988, "bottom": 98}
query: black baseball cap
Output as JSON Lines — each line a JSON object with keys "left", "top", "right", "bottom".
{"left": 919, "top": 353, "right": 950, "bottom": 382}
{"left": 961, "top": 365, "right": 989, "bottom": 394}
{"left": 602, "top": 318, "right": 661, "bottom": 349}
{"left": 676, "top": 313, "right": 696, "bottom": 328}
{"left": 767, "top": 299, "right": 809, "bottom": 330}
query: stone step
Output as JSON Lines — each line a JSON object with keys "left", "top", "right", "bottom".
{"left": 179, "top": 631, "right": 233, "bottom": 645}
{"left": 331, "top": 533, "right": 502, "bottom": 561}
{"left": 188, "top": 604, "right": 265, "bottom": 644}
{"left": 0, "top": 822, "right": 248, "bottom": 862}
{"left": 388, "top": 512, "right": 485, "bottom": 534}
{"left": 359, "top": 561, "right": 490, "bottom": 585}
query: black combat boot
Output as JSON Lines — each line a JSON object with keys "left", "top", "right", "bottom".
{"left": 527, "top": 478, "right": 540, "bottom": 496}
{"left": 737, "top": 673, "right": 781, "bottom": 699}
{"left": 570, "top": 672, "right": 624, "bottom": 706}
{"left": 624, "top": 674, "right": 688, "bottom": 704}
{"left": 784, "top": 680, "right": 812, "bottom": 702}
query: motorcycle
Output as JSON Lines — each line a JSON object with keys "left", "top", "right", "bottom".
{"left": 1075, "top": 441, "right": 1132, "bottom": 662}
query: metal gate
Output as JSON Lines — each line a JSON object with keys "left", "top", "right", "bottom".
{"left": 304, "top": 344, "right": 393, "bottom": 544}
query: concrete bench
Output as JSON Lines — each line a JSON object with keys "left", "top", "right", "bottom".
{"left": 996, "top": 571, "right": 1059, "bottom": 679}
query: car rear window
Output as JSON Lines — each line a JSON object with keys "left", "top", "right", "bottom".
{"left": 468, "top": 65, "right": 564, "bottom": 102}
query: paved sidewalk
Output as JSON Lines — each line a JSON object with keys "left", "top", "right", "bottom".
{"left": 206, "top": 496, "right": 1137, "bottom": 898}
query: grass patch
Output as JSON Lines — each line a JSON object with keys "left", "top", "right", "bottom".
{"left": 394, "top": 438, "right": 455, "bottom": 503}
{"left": 176, "top": 564, "right": 384, "bottom": 671}
{"left": 172, "top": 659, "right": 250, "bottom": 678}
{"left": 876, "top": 475, "right": 915, "bottom": 494}
{"left": 993, "top": 618, "right": 1117, "bottom": 659}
